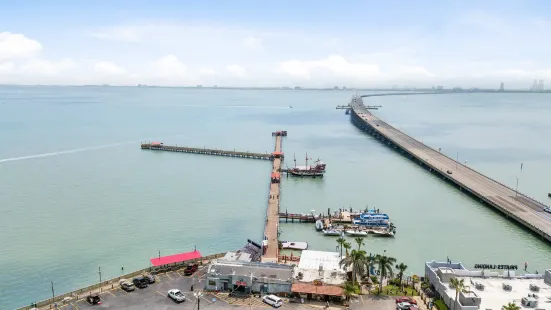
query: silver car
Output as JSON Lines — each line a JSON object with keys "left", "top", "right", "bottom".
{"left": 168, "top": 289, "right": 186, "bottom": 303}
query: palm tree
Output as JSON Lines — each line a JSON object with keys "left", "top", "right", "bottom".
{"left": 336, "top": 237, "right": 346, "bottom": 258}
{"left": 502, "top": 302, "right": 521, "bottom": 310}
{"left": 343, "top": 242, "right": 352, "bottom": 257}
{"left": 354, "top": 237, "right": 365, "bottom": 250}
{"left": 340, "top": 249, "right": 368, "bottom": 286}
{"left": 342, "top": 281, "right": 355, "bottom": 301}
{"left": 449, "top": 277, "right": 469, "bottom": 310}
{"left": 375, "top": 254, "right": 397, "bottom": 292}
{"left": 395, "top": 263, "right": 408, "bottom": 290}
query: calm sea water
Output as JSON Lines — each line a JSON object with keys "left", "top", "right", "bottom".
{"left": 1, "top": 86, "right": 550, "bottom": 309}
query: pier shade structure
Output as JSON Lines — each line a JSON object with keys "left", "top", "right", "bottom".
{"left": 343, "top": 94, "right": 551, "bottom": 243}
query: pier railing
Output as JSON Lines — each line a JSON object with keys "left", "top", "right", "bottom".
{"left": 17, "top": 252, "right": 226, "bottom": 310}
{"left": 141, "top": 143, "right": 275, "bottom": 160}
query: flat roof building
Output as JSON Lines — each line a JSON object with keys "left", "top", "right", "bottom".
{"left": 425, "top": 260, "right": 551, "bottom": 310}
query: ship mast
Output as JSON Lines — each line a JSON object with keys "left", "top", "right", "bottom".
{"left": 305, "top": 152, "right": 308, "bottom": 170}
{"left": 293, "top": 153, "right": 297, "bottom": 168}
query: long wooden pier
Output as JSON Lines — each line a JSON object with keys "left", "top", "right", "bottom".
{"left": 346, "top": 95, "right": 551, "bottom": 243}
{"left": 141, "top": 143, "right": 275, "bottom": 160}
{"left": 262, "top": 134, "right": 284, "bottom": 263}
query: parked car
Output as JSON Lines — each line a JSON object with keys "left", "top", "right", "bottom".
{"left": 397, "top": 302, "right": 417, "bottom": 310}
{"left": 86, "top": 293, "right": 101, "bottom": 305}
{"left": 446, "top": 170, "right": 453, "bottom": 175}
{"left": 544, "top": 206, "right": 551, "bottom": 213}
{"left": 395, "top": 296, "right": 417, "bottom": 305}
{"left": 119, "top": 279, "right": 135, "bottom": 292}
{"left": 142, "top": 273, "right": 156, "bottom": 284}
{"left": 262, "top": 295, "right": 283, "bottom": 308}
{"left": 184, "top": 264, "right": 199, "bottom": 276}
{"left": 168, "top": 289, "right": 186, "bottom": 303}
{"left": 133, "top": 276, "right": 148, "bottom": 289}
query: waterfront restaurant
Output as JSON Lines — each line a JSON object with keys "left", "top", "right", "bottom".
{"left": 205, "top": 260, "right": 294, "bottom": 294}
{"left": 425, "top": 260, "right": 551, "bottom": 310}
{"left": 291, "top": 250, "right": 346, "bottom": 301}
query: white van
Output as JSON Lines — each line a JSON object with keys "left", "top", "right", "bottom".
{"left": 262, "top": 294, "right": 283, "bottom": 308}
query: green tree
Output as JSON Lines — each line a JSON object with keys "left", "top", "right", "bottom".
{"left": 343, "top": 242, "right": 352, "bottom": 257}
{"left": 336, "top": 237, "right": 346, "bottom": 258}
{"left": 340, "top": 250, "right": 368, "bottom": 286}
{"left": 395, "top": 263, "right": 408, "bottom": 290}
{"left": 354, "top": 237, "right": 365, "bottom": 250}
{"left": 342, "top": 281, "right": 356, "bottom": 301}
{"left": 502, "top": 302, "right": 521, "bottom": 310}
{"left": 375, "top": 254, "right": 397, "bottom": 292}
{"left": 449, "top": 277, "right": 469, "bottom": 310}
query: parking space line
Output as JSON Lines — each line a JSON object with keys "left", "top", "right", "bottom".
{"left": 157, "top": 290, "right": 166, "bottom": 297}
{"left": 165, "top": 272, "right": 173, "bottom": 280}
{"left": 155, "top": 275, "right": 162, "bottom": 282}
{"left": 106, "top": 290, "right": 116, "bottom": 297}
{"left": 70, "top": 302, "right": 80, "bottom": 310}
{"left": 176, "top": 270, "right": 184, "bottom": 277}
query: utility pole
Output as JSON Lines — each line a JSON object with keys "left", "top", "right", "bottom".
{"left": 51, "top": 281, "right": 55, "bottom": 300}
{"left": 99, "top": 267, "right": 102, "bottom": 292}
{"left": 515, "top": 177, "right": 519, "bottom": 198}
{"left": 456, "top": 152, "right": 459, "bottom": 170}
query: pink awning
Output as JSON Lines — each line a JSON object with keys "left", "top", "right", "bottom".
{"left": 150, "top": 250, "right": 202, "bottom": 267}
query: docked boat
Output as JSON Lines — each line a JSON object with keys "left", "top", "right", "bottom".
{"left": 352, "top": 211, "right": 391, "bottom": 228}
{"left": 315, "top": 220, "right": 324, "bottom": 231}
{"left": 281, "top": 241, "right": 308, "bottom": 250}
{"left": 323, "top": 229, "right": 341, "bottom": 236}
{"left": 287, "top": 153, "right": 326, "bottom": 177}
{"left": 345, "top": 230, "right": 368, "bottom": 237}
{"left": 373, "top": 230, "right": 395, "bottom": 237}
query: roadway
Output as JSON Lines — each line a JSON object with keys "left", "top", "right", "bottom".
{"left": 350, "top": 96, "right": 551, "bottom": 241}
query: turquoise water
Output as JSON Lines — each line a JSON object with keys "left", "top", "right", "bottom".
{"left": 1, "top": 86, "right": 551, "bottom": 309}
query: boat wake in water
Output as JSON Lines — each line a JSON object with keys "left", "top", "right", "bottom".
{"left": 0, "top": 134, "right": 187, "bottom": 164}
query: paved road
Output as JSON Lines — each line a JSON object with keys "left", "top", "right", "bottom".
{"left": 351, "top": 96, "right": 551, "bottom": 240}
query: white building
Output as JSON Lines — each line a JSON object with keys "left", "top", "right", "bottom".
{"left": 294, "top": 250, "right": 347, "bottom": 285}
{"left": 425, "top": 260, "right": 551, "bottom": 310}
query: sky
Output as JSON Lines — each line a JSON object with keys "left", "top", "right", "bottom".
{"left": 1, "top": 0, "right": 551, "bottom": 88}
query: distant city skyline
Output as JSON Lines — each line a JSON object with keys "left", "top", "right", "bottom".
{"left": 1, "top": 0, "right": 551, "bottom": 87}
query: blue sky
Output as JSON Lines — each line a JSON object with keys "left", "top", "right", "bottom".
{"left": 1, "top": 0, "right": 550, "bottom": 87}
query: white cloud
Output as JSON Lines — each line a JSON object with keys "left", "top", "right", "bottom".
{"left": 20, "top": 58, "right": 78, "bottom": 76}
{"left": 278, "top": 55, "right": 380, "bottom": 81}
{"left": 0, "top": 32, "right": 43, "bottom": 60}
{"left": 91, "top": 26, "right": 141, "bottom": 42}
{"left": 242, "top": 36, "right": 262, "bottom": 50}
{"left": 94, "top": 61, "right": 128, "bottom": 75}
{"left": 225, "top": 64, "right": 247, "bottom": 77}
{"left": 150, "top": 54, "right": 187, "bottom": 79}
{"left": 198, "top": 67, "right": 217, "bottom": 76}
{"left": 0, "top": 62, "right": 15, "bottom": 74}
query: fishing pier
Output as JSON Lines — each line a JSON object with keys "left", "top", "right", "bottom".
{"left": 341, "top": 94, "right": 551, "bottom": 243}
{"left": 140, "top": 131, "right": 287, "bottom": 263}
{"left": 140, "top": 143, "right": 274, "bottom": 160}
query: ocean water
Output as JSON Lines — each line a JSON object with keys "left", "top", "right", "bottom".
{"left": 1, "top": 86, "right": 551, "bottom": 309}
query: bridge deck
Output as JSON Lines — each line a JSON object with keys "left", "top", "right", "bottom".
{"left": 262, "top": 135, "right": 282, "bottom": 263}
{"left": 350, "top": 96, "right": 551, "bottom": 242}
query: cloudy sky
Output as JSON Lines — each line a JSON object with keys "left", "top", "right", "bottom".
{"left": 1, "top": 0, "right": 550, "bottom": 88}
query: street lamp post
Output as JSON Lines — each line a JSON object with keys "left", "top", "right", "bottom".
{"left": 51, "top": 281, "right": 55, "bottom": 301}
{"left": 98, "top": 267, "right": 102, "bottom": 292}
{"left": 194, "top": 291, "right": 203, "bottom": 310}
{"left": 515, "top": 177, "right": 519, "bottom": 198}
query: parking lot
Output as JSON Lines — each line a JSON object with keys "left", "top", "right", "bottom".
{"left": 51, "top": 267, "right": 349, "bottom": 310}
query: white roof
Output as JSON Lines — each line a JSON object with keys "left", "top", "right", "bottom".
{"left": 298, "top": 250, "right": 343, "bottom": 271}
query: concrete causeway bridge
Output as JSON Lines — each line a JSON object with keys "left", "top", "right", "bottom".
{"left": 341, "top": 94, "right": 551, "bottom": 243}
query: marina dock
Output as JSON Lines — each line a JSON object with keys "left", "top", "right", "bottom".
{"left": 346, "top": 95, "right": 551, "bottom": 243}
{"left": 141, "top": 142, "right": 275, "bottom": 160}
{"left": 262, "top": 133, "right": 284, "bottom": 263}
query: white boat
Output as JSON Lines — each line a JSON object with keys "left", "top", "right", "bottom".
{"left": 323, "top": 230, "right": 341, "bottom": 236}
{"left": 315, "top": 220, "right": 324, "bottom": 231}
{"left": 345, "top": 230, "right": 368, "bottom": 236}
{"left": 373, "top": 230, "right": 394, "bottom": 237}
{"left": 281, "top": 241, "right": 308, "bottom": 250}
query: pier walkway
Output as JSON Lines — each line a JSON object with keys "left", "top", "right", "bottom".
{"left": 141, "top": 143, "right": 274, "bottom": 160}
{"left": 347, "top": 95, "right": 551, "bottom": 243}
{"left": 262, "top": 134, "right": 283, "bottom": 263}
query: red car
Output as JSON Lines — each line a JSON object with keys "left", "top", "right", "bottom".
{"left": 183, "top": 264, "right": 198, "bottom": 276}
{"left": 395, "top": 296, "right": 417, "bottom": 305}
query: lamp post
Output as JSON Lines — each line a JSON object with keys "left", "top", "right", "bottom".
{"left": 194, "top": 291, "right": 203, "bottom": 310}
{"left": 51, "top": 281, "right": 55, "bottom": 302}
{"left": 98, "top": 267, "right": 102, "bottom": 292}
{"left": 456, "top": 152, "right": 459, "bottom": 170}
{"left": 515, "top": 177, "right": 519, "bottom": 198}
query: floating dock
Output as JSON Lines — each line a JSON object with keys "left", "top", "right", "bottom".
{"left": 141, "top": 142, "right": 276, "bottom": 160}
{"left": 345, "top": 95, "right": 551, "bottom": 243}
{"left": 262, "top": 132, "right": 284, "bottom": 263}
